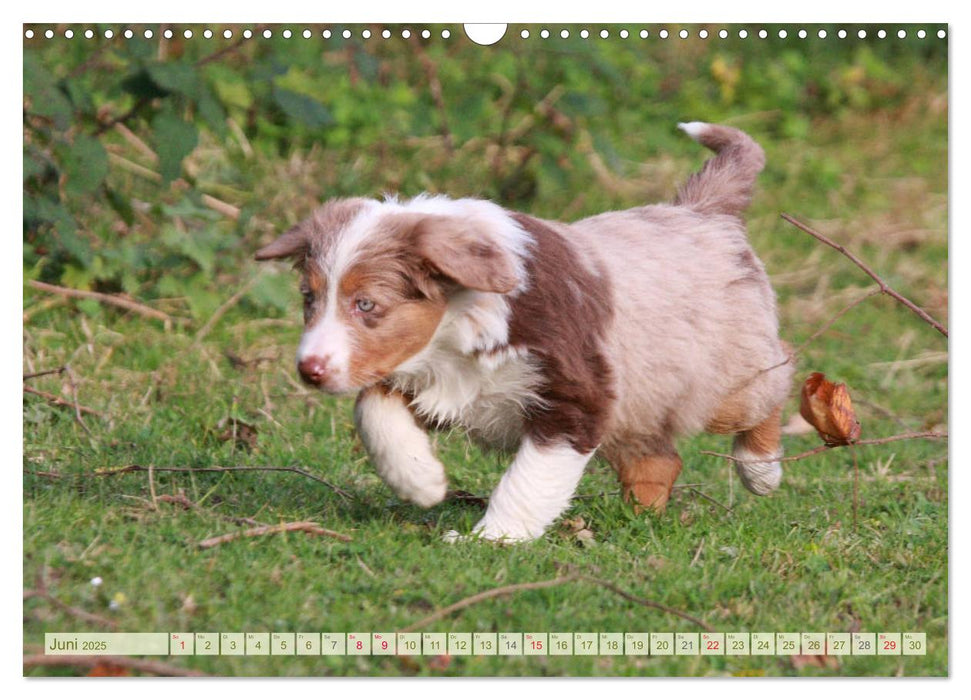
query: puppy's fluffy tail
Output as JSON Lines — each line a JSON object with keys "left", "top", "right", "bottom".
{"left": 674, "top": 121, "right": 765, "bottom": 218}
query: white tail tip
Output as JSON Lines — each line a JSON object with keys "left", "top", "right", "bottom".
{"left": 677, "top": 121, "right": 709, "bottom": 141}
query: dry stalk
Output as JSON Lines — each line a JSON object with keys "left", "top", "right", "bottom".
{"left": 398, "top": 569, "right": 713, "bottom": 634}
{"left": 92, "top": 463, "right": 355, "bottom": 502}
{"left": 23, "top": 385, "right": 102, "bottom": 417}
{"left": 197, "top": 520, "right": 352, "bottom": 548}
{"left": 28, "top": 280, "right": 174, "bottom": 326}
{"left": 701, "top": 430, "right": 947, "bottom": 465}
{"left": 781, "top": 214, "right": 947, "bottom": 338}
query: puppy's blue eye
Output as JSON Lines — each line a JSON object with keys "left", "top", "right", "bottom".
{"left": 356, "top": 299, "right": 375, "bottom": 313}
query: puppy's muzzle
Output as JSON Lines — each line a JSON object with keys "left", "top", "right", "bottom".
{"left": 297, "top": 355, "right": 332, "bottom": 388}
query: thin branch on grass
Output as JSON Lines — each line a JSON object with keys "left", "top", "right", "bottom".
{"left": 200, "top": 193, "right": 241, "bottom": 220}
{"left": 689, "top": 537, "right": 705, "bottom": 568}
{"left": 398, "top": 569, "right": 713, "bottom": 634}
{"left": 93, "top": 96, "right": 152, "bottom": 136}
{"left": 724, "top": 287, "right": 884, "bottom": 401}
{"left": 64, "top": 365, "right": 93, "bottom": 435}
{"left": 397, "top": 572, "right": 584, "bottom": 633}
{"left": 193, "top": 274, "right": 261, "bottom": 343}
{"left": 23, "top": 654, "right": 207, "bottom": 677}
{"left": 27, "top": 280, "right": 174, "bottom": 326}
{"left": 107, "top": 152, "right": 163, "bottom": 182}
{"left": 781, "top": 214, "right": 948, "bottom": 338}
{"left": 23, "top": 469, "right": 64, "bottom": 479}
{"left": 683, "top": 486, "right": 733, "bottom": 514}
{"left": 24, "top": 567, "right": 118, "bottom": 630}
{"left": 197, "top": 520, "right": 352, "bottom": 549}
{"left": 23, "top": 366, "right": 66, "bottom": 381}
{"left": 579, "top": 575, "right": 715, "bottom": 632}
{"left": 700, "top": 430, "right": 947, "bottom": 465}
{"left": 787, "top": 287, "right": 884, "bottom": 360}
{"left": 92, "top": 463, "right": 356, "bottom": 502}
{"left": 23, "top": 385, "right": 103, "bottom": 418}
{"left": 156, "top": 492, "right": 263, "bottom": 527}
{"left": 851, "top": 446, "right": 860, "bottom": 532}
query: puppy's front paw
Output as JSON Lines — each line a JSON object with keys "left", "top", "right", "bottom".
{"left": 399, "top": 469, "right": 448, "bottom": 508}
{"left": 442, "top": 529, "right": 466, "bottom": 544}
{"left": 470, "top": 517, "right": 539, "bottom": 544}
{"left": 440, "top": 523, "right": 537, "bottom": 545}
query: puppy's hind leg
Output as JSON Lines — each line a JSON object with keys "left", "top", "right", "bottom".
{"left": 733, "top": 405, "right": 784, "bottom": 496}
{"left": 607, "top": 439, "right": 683, "bottom": 512}
{"left": 354, "top": 384, "right": 447, "bottom": 507}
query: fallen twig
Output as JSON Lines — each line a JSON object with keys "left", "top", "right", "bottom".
{"left": 580, "top": 575, "right": 715, "bottom": 632}
{"left": 23, "top": 654, "right": 206, "bottom": 677}
{"left": 27, "top": 280, "right": 174, "bottom": 326}
{"left": 24, "top": 567, "right": 118, "bottom": 630}
{"left": 23, "top": 367, "right": 66, "bottom": 381}
{"left": 397, "top": 572, "right": 584, "bottom": 633}
{"left": 197, "top": 520, "right": 352, "bottom": 548}
{"left": 200, "top": 193, "right": 241, "bottom": 221}
{"left": 92, "top": 464, "right": 355, "bottom": 502}
{"left": 684, "top": 486, "right": 733, "bottom": 514}
{"left": 64, "top": 365, "right": 93, "bottom": 435}
{"left": 781, "top": 214, "right": 948, "bottom": 338}
{"left": 788, "top": 287, "right": 884, "bottom": 360}
{"left": 23, "top": 385, "right": 103, "bottom": 417}
{"left": 194, "top": 274, "right": 261, "bottom": 343}
{"left": 700, "top": 430, "right": 947, "bottom": 464}
{"left": 398, "top": 570, "right": 712, "bottom": 633}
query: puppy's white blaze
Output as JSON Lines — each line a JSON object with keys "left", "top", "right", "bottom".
{"left": 354, "top": 389, "right": 447, "bottom": 507}
{"left": 297, "top": 302, "right": 354, "bottom": 389}
{"left": 471, "top": 437, "right": 594, "bottom": 542}
{"left": 733, "top": 446, "right": 783, "bottom": 496}
{"left": 677, "top": 121, "right": 709, "bottom": 141}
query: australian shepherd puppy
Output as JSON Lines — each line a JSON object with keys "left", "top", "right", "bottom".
{"left": 256, "top": 122, "right": 793, "bottom": 542}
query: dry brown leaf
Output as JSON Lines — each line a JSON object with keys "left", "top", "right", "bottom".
{"left": 799, "top": 372, "right": 862, "bottom": 446}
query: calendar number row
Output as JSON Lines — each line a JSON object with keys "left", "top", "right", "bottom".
{"left": 45, "top": 632, "right": 926, "bottom": 657}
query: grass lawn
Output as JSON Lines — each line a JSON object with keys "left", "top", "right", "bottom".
{"left": 22, "top": 25, "right": 948, "bottom": 677}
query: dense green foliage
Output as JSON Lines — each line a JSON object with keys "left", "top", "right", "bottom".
{"left": 24, "top": 24, "right": 947, "bottom": 312}
{"left": 24, "top": 24, "right": 947, "bottom": 677}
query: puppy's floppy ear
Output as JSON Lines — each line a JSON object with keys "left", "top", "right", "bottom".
{"left": 255, "top": 225, "right": 309, "bottom": 261}
{"left": 412, "top": 216, "right": 519, "bottom": 294}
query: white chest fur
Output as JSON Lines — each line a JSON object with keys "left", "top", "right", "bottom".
{"left": 385, "top": 263, "right": 545, "bottom": 450}
{"left": 390, "top": 343, "right": 544, "bottom": 451}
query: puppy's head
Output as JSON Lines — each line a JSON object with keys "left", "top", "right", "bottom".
{"left": 256, "top": 197, "right": 521, "bottom": 394}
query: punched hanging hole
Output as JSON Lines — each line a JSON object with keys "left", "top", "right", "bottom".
{"left": 464, "top": 23, "right": 507, "bottom": 45}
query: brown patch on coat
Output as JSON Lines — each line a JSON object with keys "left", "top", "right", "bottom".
{"left": 506, "top": 213, "right": 615, "bottom": 454}
{"left": 335, "top": 226, "right": 451, "bottom": 388}
{"left": 733, "top": 405, "right": 783, "bottom": 457}
{"left": 705, "top": 391, "right": 757, "bottom": 434}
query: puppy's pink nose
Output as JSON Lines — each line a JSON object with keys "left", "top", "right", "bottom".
{"left": 297, "top": 356, "right": 330, "bottom": 386}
